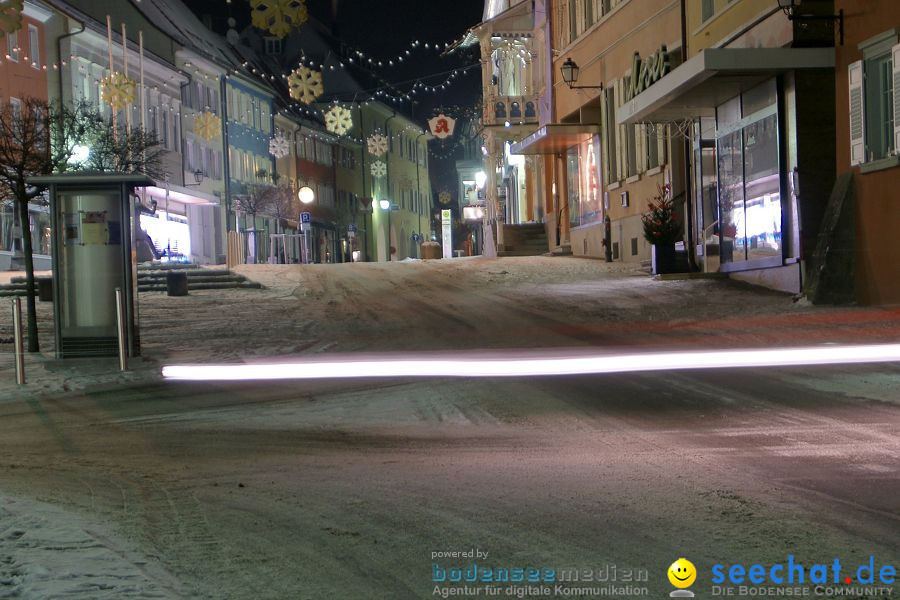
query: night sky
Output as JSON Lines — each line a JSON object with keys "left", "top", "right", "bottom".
{"left": 182, "top": 0, "right": 484, "bottom": 204}
{"left": 183, "top": 0, "right": 484, "bottom": 115}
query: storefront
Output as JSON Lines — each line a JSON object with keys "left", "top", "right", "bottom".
{"left": 139, "top": 184, "right": 219, "bottom": 264}
{"left": 619, "top": 47, "right": 835, "bottom": 293}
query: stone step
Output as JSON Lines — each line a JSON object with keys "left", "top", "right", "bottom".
{"left": 139, "top": 281, "right": 263, "bottom": 292}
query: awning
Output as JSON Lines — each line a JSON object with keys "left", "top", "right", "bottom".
{"left": 142, "top": 185, "right": 218, "bottom": 206}
{"left": 617, "top": 47, "right": 834, "bottom": 125}
{"left": 509, "top": 124, "right": 600, "bottom": 155}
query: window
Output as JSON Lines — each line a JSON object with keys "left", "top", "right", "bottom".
{"left": 849, "top": 37, "right": 900, "bottom": 165}
{"left": 28, "top": 25, "right": 39, "bottom": 68}
{"left": 186, "top": 140, "right": 195, "bottom": 171}
{"left": 583, "top": 0, "right": 593, "bottom": 29}
{"left": 7, "top": 29, "right": 18, "bottom": 62}
{"left": 568, "top": 0, "right": 578, "bottom": 43}
{"left": 264, "top": 37, "right": 282, "bottom": 55}
{"left": 161, "top": 110, "right": 169, "bottom": 148}
{"left": 701, "top": 0, "right": 715, "bottom": 22}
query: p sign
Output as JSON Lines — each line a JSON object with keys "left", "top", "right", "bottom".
{"left": 300, "top": 211, "right": 312, "bottom": 232}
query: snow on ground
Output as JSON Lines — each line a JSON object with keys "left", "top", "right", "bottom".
{"left": 0, "top": 494, "right": 181, "bottom": 598}
{"left": 0, "top": 257, "right": 899, "bottom": 598}
{"left": 2, "top": 256, "right": 899, "bottom": 400}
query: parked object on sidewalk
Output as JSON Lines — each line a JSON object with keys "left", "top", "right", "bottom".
{"left": 642, "top": 184, "right": 683, "bottom": 275}
{"left": 37, "top": 277, "right": 52, "bottom": 302}
{"left": 421, "top": 242, "right": 441, "bottom": 260}
{"left": 166, "top": 271, "right": 189, "bottom": 297}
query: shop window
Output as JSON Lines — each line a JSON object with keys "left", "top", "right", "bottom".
{"left": 849, "top": 37, "right": 900, "bottom": 165}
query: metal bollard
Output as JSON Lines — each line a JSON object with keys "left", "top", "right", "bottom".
{"left": 115, "top": 287, "right": 127, "bottom": 372}
{"left": 12, "top": 297, "right": 25, "bottom": 385}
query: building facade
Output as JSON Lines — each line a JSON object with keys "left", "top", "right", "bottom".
{"left": 834, "top": 0, "right": 900, "bottom": 304}
{"left": 617, "top": 0, "right": 838, "bottom": 293}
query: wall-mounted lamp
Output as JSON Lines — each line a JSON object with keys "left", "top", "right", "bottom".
{"left": 777, "top": 0, "right": 844, "bottom": 45}
{"left": 560, "top": 58, "right": 603, "bottom": 90}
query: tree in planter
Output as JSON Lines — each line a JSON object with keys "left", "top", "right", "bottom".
{"left": 0, "top": 97, "right": 163, "bottom": 352}
{"left": 234, "top": 183, "right": 277, "bottom": 262}
{"left": 640, "top": 184, "right": 683, "bottom": 275}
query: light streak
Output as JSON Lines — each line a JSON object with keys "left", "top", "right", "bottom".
{"left": 161, "top": 344, "right": 900, "bottom": 382}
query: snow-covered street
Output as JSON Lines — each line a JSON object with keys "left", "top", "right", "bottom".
{"left": 1, "top": 257, "right": 898, "bottom": 599}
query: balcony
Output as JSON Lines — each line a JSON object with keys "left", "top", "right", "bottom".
{"left": 485, "top": 95, "right": 539, "bottom": 126}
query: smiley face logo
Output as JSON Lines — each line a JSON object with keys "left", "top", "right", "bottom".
{"left": 668, "top": 558, "right": 697, "bottom": 588}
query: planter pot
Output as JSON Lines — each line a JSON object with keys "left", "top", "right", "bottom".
{"left": 651, "top": 243, "right": 678, "bottom": 275}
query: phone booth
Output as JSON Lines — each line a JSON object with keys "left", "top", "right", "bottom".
{"left": 29, "top": 174, "right": 154, "bottom": 359}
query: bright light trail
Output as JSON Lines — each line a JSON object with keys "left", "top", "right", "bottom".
{"left": 161, "top": 344, "right": 900, "bottom": 382}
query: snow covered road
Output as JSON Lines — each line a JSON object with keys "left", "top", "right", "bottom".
{"left": 0, "top": 258, "right": 898, "bottom": 599}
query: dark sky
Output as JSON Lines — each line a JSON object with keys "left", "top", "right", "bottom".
{"left": 184, "top": 0, "right": 484, "bottom": 114}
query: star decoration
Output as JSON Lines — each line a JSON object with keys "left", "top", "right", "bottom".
{"left": 100, "top": 72, "right": 137, "bottom": 111}
{"left": 367, "top": 133, "right": 388, "bottom": 157}
{"left": 287, "top": 66, "right": 323, "bottom": 104}
{"left": 0, "top": 0, "right": 23, "bottom": 38}
{"left": 249, "top": 0, "right": 308, "bottom": 39}
{"left": 269, "top": 134, "right": 290, "bottom": 158}
{"left": 324, "top": 106, "right": 353, "bottom": 136}
{"left": 370, "top": 160, "right": 387, "bottom": 178}
{"left": 439, "top": 190, "right": 452, "bottom": 205}
{"left": 194, "top": 111, "right": 222, "bottom": 141}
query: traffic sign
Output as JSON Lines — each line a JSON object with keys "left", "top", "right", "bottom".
{"left": 300, "top": 211, "right": 311, "bottom": 232}
{"left": 348, "top": 223, "right": 357, "bottom": 233}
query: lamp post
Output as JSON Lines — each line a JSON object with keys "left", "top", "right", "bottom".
{"left": 298, "top": 186, "right": 315, "bottom": 263}
{"left": 379, "top": 198, "right": 391, "bottom": 262}
{"left": 777, "top": 0, "right": 844, "bottom": 45}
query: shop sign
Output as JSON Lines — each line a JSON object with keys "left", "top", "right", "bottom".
{"left": 624, "top": 45, "right": 671, "bottom": 102}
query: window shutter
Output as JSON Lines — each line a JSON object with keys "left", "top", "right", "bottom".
{"left": 892, "top": 43, "right": 900, "bottom": 155}
{"left": 848, "top": 60, "right": 865, "bottom": 166}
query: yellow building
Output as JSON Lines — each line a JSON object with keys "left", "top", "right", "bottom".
{"left": 513, "top": 0, "right": 684, "bottom": 263}
{"left": 620, "top": 0, "right": 836, "bottom": 292}
{"left": 348, "top": 102, "right": 432, "bottom": 261}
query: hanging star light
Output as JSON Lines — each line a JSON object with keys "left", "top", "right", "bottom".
{"left": 269, "top": 134, "right": 290, "bottom": 158}
{"left": 194, "top": 111, "right": 222, "bottom": 141}
{"left": 370, "top": 160, "right": 387, "bottom": 178}
{"left": 367, "top": 133, "right": 388, "bottom": 157}
{"left": 439, "top": 190, "right": 452, "bottom": 205}
{"left": 324, "top": 106, "right": 353, "bottom": 136}
{"left": 0, "top": 0, "right": 23, "bottom": 38}
{"left": 249, "top": 0, "right": 307, "bottom": 39}
{"left": 287, "top": 65, "right": 323, "bottom": 104}
{"left": 100, "top": 72, "right": 137, "bottom": 111}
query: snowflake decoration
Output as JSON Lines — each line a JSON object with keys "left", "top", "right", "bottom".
{"left": 370, "top": 160, "right": 387, "bottom": 178}
{"left": 250, "top": 0, "right": 308, "bottom": 39}
{"left": 269, "top": 134, "right": 290, "bottom": 158}
{"left": 439, "top": 190, "right": 452, "bottom": 205}
{"left": 0, "top": 0, "right": 23, "bottom": 38}
{"left": 324, "top": 106, "right": 353, "bottom": 136}
{"left": 194, "top": 111, "right": 222, "bottom": 141}
{"left": 367, "top": 133, "right": 388, "bottom": 157}
{"left": 100, "top": 72, "right": 137, "bottom": 111}
{"left": 287, "top": 66, "right": 323, "bottom": 104}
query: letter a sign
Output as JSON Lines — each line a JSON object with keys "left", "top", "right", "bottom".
{"left": 428, "top": 114, "right": 456, "bottom": 140}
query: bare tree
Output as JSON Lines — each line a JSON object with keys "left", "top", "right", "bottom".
{"left": 234, "top": 183, "right": 277, "bottom": 226}
{"left": 0, "top": 97, "right": 162, "bottom": 352}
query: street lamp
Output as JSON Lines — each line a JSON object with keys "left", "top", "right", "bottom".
{"left": 474, "top": 170, "right": 487, "bottom": 190}
{"left": 560, "top": 58, "right": 603, "bottom": 90}
{"left": 777, "top": 0, "right": 844, "bottom": 45}
{"left": 379, "top": 199, "right": 392, "bottom": 262}
{"left": 298, "top": 186, "right": 315, "bottom": 204}
{"left": 297, "top": 186, "right": 315, "bottom": 263}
